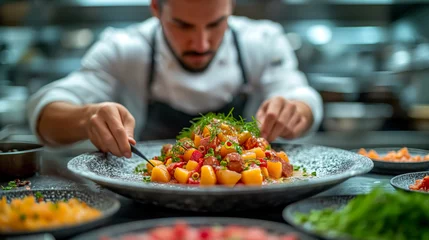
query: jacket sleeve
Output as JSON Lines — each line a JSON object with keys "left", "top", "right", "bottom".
{"left": 259, "top": 24, "right": 323, "bottom": 137}
{"left": 26, "top": 28, "right": 122, "bottom": 142}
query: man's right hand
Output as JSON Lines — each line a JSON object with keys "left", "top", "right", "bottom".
{"left": 86, "top": 102, "right": 136, "bottom": 158}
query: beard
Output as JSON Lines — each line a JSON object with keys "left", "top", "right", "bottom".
{"left": 162, "top": 31, "right": 220, "bottom": 73}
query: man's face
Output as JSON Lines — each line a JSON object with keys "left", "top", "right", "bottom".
{"left": 152, "top": 0, "right": 233, "bottom": 72}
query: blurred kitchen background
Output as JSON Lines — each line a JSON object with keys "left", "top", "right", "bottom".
{"left": 1, "top": 0, "right": 429, "bottom": 152}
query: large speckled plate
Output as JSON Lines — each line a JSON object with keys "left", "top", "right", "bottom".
{"left": 71, "top": 217, "right": 317, "bottom": 240}
{"left": 68, "top": 141, "right": 373, "bottom": 212}
{"left": 0, "top": 189, "right": 120, "bottom": 239}
{"left": 390, "top": 171, "right": 429, "bottom": 193}
{"left": 351, "top": 148, "right": 429, "bottom": 175}
{"left": 283, "top": 195, "right": 357, "bottom": 240}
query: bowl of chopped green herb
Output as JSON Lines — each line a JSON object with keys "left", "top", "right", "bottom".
{"left": 283, "top": 187, "right": 429, "bottom": 240}
{"left": 0, "top": 141, "right": 44, "bottom": 180}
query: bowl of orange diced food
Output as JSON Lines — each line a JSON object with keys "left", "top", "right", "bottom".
{"left": 355, "top": 147, "right": 429, "bottom": 174}
{"left": 0, "top": 189, "right": 120, "bottom": 239}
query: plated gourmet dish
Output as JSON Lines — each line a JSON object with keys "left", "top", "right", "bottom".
{"left": 100, "top": 221, "right": 301, "bottom": 240}
{"left": 134, "top": 112, "right": 315, "bottom": 186}
{"left": 409, "top": 175, "right": 429, "bottom": 191}
{"left": 290, "top": 187, "right": 429, "bottom": 240}
{"left": 0, "top": 192, "right": 102, "bottom": 232}
{"left": 358, "top": 147, "right": 429, "bottom": 162}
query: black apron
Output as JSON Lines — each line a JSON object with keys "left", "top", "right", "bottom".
{"left": 140, "top": 26, "right": 249, "bottom": 141}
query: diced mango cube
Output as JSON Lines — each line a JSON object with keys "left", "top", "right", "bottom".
{"left": 241, "top": 152, "right": 257, "bottom": 161}
{"left": 165, "top": 158, "right": 173, "bottom": 166}
{"left": 200, "top": 165, "right": 217, "bottom": 186}
{"left": 241, "top": 168, "right": 263, "bottom": 186}
{"left": 216, "top": 169, "right": 242, "bottom": 187}
{"left": 238, "top": 131, "right": 252, "bottom": 145}
{"left": 183, "top": 148, "right": 197, "bottom": 162}
{"left": 261, "top": 167, "right": 269, "bottom": 178}
{"left": 277, "top": 151, "right": 289, "bottom": 163}
{"left": 267, "top": 161, "right": 282, "bottom": 179}
{"left": 151, "top": 165, "right": 171, "bottom": 183}
{"left": 221, "top": 145, "right": 236, "bottom": 157}
{"left": 194, "top": 134, "right": 202, "bottom": 147}
{"left": 146, "top": 160, "right": 163, "bottom": 174}
{"left": 174, "top": 168, "right": 190, "bottom": 184}
{"left": 186, "top": 160, "right": 199, "bottom": 171}
{"left": 249, "top": 147, "right": 265, "bottom": 158}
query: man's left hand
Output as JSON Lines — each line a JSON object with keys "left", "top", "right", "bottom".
{"left": 256, "top": 96, "right": 313, "bottom": 142}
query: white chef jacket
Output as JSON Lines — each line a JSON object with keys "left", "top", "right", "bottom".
{"left": 27, "top": 16, "right": 323, "bottom": 144}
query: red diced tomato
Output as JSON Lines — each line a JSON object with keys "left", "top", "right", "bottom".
{"left": 259, "top": 159, "right": 267, "bottom": 168}
{"left": 199, "top": 227, "right": 212, "bottom": 239}
{"left": 167, "top": 162, "right": 186, "bottom": 176}
{"left": 174, "top": 221, "right": 188, "bottom": 239}
{"left": 188, "top": 178, "right": 200, "bottom": 185}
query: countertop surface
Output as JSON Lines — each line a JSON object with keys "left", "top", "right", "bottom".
{"left": 0, "top": 148, "right": 400, "bottom": 240}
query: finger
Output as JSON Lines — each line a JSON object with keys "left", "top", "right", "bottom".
{"left": 93, "top": 119, "right": 123, "bottom": 157}
{"left": 256, "top": 100, "right": 269, "bottom": 126}
{"left": 286, "top": 111, "right": 301, "bottom": 132}
{"left": 90, "top": 127, "right": 108, "bottom": 152}
{"left": 120, "top": 108, "right": 136, "bottom": 140}
{"left": 266, "top": 103, "right": 296, "bottom": 142}
{"left": 105, "top": 109, "right": 132, "bottom": 158}
{"left": 292, "top": 116, "right": 308, "bottom": 137}
{"left": 260, "top": 98, "right": 285, "bottom": 140}
{"left": 128, "top": 136, "right": 136, "bottom": 146}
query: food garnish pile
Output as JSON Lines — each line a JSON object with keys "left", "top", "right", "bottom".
{"left": 358, "top": 147, "right": 429, "bottom": 162}
{"left": 100, "top": 221, "right": 301, "bottom": 240}
{"left": 410, "top": 175, "right": 429, "bottom": 191}
{"left": 294, "top": 187, "right": 429, "bottom": 240}
{"left": 0, "top": 193, "right": 102, "bottom": 232}
{"left": 135, "top": 112, "right": 315, "bottom": 186}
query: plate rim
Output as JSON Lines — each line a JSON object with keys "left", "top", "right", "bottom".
{"left": 390, "top": 171, "right": 429, "bottom": 194}
{"left": 67, "top": 142, "right": 374, "bottom": 194}
{"left": 282, "top": 194, "right": 360, "bottom": 240}
{"left": 350, "top": 147, "right": 429, "bottom": 165}
{"left": 70, "top": 216, "right": 316, "bottom": 240}
{"left": 0, "top": 188, "right": 121, "bottom": 237}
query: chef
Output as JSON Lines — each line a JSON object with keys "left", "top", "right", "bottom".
{"left": 27, "top": 0, "right": 323, "bottom": 158}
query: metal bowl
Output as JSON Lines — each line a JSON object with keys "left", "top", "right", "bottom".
{"left": 0, "top": 141, "right": 44, "bottom": 179}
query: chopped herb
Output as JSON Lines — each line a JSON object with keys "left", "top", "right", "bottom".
{"left": 176, "top": 108, "right": 260, "bottom": 140}
{"left": 172, "top": 156, "right": 181, "bottom": 163}
{"left": 34, "top": 191, "right": 44, "bottom": 200}
{"left": 20, "top": 214, "right": 26, "bottom": 221}
{"left": 134, "top": 163, "right": 147, "bottom": 174}
{"left": 255, "top": 160, "right": 261, "bottom": 166}
{"left": 143, "top": 176, "right": 151, "bottom": 182}
{"left": 293, "top": 165, "right": 301, "bottom": 171}
{"left": 220, "top": 161, "right": 228, "bottom": 167}
{"left": 216, "top": 155, "right": 222, "bottom": 161}
{"left": 302, "top": 167, "right": 307, "bottom": 173}
{"left": 244, "top": 166, "right": 250, "bottom": 171}
{"left": 205, "top": 148, "right": 215, "bottom": 158}
{"left": 265, "top": 145, "right": 271, "bottom": 150}
{"left": 235, "top": 145, "right": 243, "bottom": 154}
{"left": 311, "top": 172, "right": 317, "bottom": 176}
{"left": 1, "top": 181, "right": 17, "bottom": 190}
